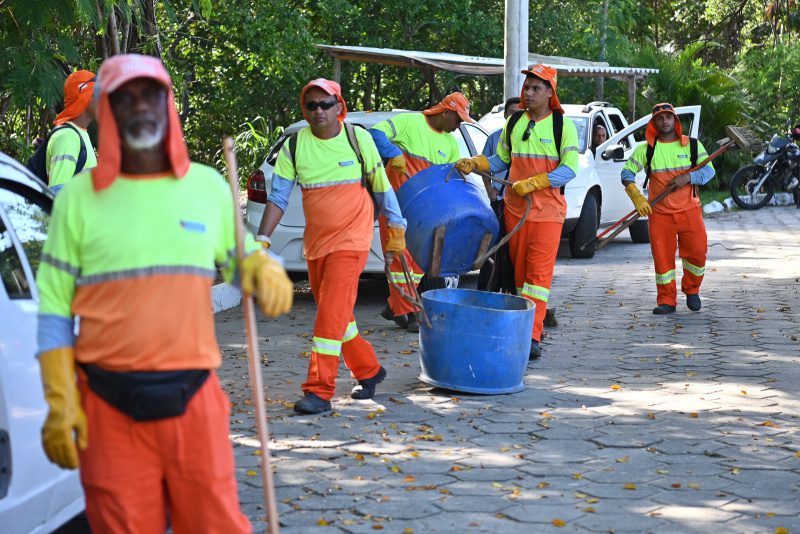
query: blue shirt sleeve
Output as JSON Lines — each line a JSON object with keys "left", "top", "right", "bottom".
{"left": 621, "top": 168, "right": 636, "bottom": 185}
{"left": 374, "top": 190, "right": 406, "bottom": 228}
{"left": 266, "top": 174, "right": 295, "bottom": 211}
{"left": 487, "top": 154, "right": 510, "bottom": 174}
{"left": 547, "top": 165, "right": 576, "bottom": 188}
{"left": 369, "top": 129, "right": 403, "bottom": 159}
{"left": 482, "top": 129, "right": 502, "bottom": 158}
{"left": 690, "top": 165, "right": 715, "bottom": 185}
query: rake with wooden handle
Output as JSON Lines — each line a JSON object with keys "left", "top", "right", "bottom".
{"left": 223, "top": 137, "right": 281, "bottom": 534}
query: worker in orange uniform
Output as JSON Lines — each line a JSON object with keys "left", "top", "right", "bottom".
{"left": 369, "top": 93, "right": 473, "bottom": 332}
{"left": 35, "top": 54, "right": 294, "bottom": 533}
{"left": 620, "top": 102, "right": 715, "bottom": 314}
{"left": 456, "top": 65, "right": 579, "bottom": 360}
{"left": 257, "top": 79, "right": 407, "bottom": 414}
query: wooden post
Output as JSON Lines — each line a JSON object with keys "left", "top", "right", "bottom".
{"left": 627, "top": 76, "right": 637, "bottom": 123}
{"left": 333, "top": 57, "right": 341, "bottom": 84}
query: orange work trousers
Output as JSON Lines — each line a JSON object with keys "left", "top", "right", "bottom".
{"left": 649, "top": 207, "right": 707, "bottom": 307}
{"left": 378, "top": 215, "right": 424, "bottom": 316}
{"left": 77, "top": 372, "right": 251, "bottom": 534}
{"left": 303, "top": 250, "right": 382, "bottom": 400}
{"left": 505, "top": 212, "right": 563, "bottom": 343}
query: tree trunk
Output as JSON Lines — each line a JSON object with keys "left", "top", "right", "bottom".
{"left": 143, "top": 0, "right": 163, "bottom": 58}
{"left": 595, "top": 0, "right": 609, "bottom": 100}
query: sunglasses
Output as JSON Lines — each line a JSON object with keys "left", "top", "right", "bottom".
{"left": 522, "top": 120, "right": 535, "bottom": 141}
{"left": 305, "top": 99, "right": 337, "bottom": 111}
{"left": 78, "top": 76, "right": 97, "bottom": 93}
{"left": 652, "top": 103, "right": 674, "bottom": 113}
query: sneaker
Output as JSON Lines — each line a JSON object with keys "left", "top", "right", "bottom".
{"left": 351, "top": 367, "right": 387, "bottom": 400}
{"left": 652, "top": 304, "right": 676, "bottom": 315}
{"left": 529, "top": 340, "right": 542, "bottom": 360}
{"left": 686, "top": 294, "right": 701, "bottom": 311}
{"left": 406, "top": 313, "right": 419, "bottom": 333}
{"left": 293, "top": 393, "right": 332, "bottom": 414}
{"left": 381, "top": 303, "right": 408, "bottom": 329}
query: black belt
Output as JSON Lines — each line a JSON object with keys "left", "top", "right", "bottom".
{"left": 80, "top": 364, "right": 209, "bottom": 421}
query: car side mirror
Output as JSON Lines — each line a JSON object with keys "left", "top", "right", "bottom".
{"left": 602, "top": 144, "right": 625, "bottom": 161}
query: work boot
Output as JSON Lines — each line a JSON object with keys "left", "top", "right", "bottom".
{"left": 351, "top": 367, "right": 387, "bottom": 400}
{"left": 544, "top": 308, "right": 558, "bottom": 328}
{"left": 406, "top": 313, "right": 419, "bottom": 333}
{"left": 381, "top": 303, "right": 408, "bottom": 329}
{"left": 686, "top": 294, "right": 702, "bottom": 311}
{"left": 652, "top": 304, "right": 676, "bottom": 315}
{"left": 529, "top": 340, "right": 542, "bottom": 360}
{"left": 293, "top": 393, "right": 331, "bottom": 414}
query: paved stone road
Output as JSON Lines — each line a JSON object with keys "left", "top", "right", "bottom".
{"left": 216, "top": 207, "right": 800, "bottom": 534}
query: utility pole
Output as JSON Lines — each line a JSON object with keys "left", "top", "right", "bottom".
{"left": 595, "top": 0, "right": 609, "bottom": 100}
{"left": 504, "top": 0, "right": 529, "bottom": 101}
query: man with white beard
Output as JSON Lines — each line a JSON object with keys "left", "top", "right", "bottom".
{"left": 35, "top": 54, "right": 294, "bottom": 532}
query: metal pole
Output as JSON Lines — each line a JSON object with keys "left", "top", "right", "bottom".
{"left": 504, "top": 0, "right": 528, "bottom": 101}
{"left": 627, "top": 76, "right": 637, "bottom": 123}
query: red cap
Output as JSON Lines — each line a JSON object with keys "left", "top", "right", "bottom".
{"left": 520, "top": 64, "right": 564, "bottom": 114}
{"left": 300, "top": 78, "right": 347, "bottom": 122}
{"left": 92, "top": 54, "right": 190, "bottom": 192}
{"left": 645, "top": 102, "right": 686, "bottom": 146}
{"left": 423, "top": 92, "right": 475, "bottom": 123}
{"left": 53, "top": 70, "right": 95, "bottom": 126}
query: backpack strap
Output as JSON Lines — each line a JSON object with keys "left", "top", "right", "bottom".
{"left": 553, "top": 111, "right": 565, "bottom": 195}
{"left": 57, "top": 123, "right": 88, "bottom": 174}
{"left": 505, "top": 110, "right": 526, "bottom": 155}
{"left": 643, "top": 140, "right": 657, "bottom": 189}
{"left": 288, "top": 132, "right": 298, "bottom": 170}
{"left": 343, "top": 122, "right": 368, "bottom": 188}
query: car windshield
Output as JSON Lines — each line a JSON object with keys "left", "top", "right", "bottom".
{"left": 568, "top": 116, "right": 589, "bottom": 154}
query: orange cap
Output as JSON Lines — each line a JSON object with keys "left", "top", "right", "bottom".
{"left": 300, "top": 78, "right": 347, "bottom": 122}
{"left": 645, "top": 102, "right": 687, "bottom": 146}
{"left": 92, "top": 54, "right": 190, "bottom": 192}
{"left": 53, "top": 70, "right": 96, "bottom": 126}
{"left": 423, "top": 92, "right": 475, "bottom": 123}
{"left": 520, "top": 64, "right": 564, "bottom": 114}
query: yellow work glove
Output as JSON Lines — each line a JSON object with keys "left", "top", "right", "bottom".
{"left": 385, "top": 225, "right": 406, "bottom": 254}
{"left": 512, "top": 173, "right": 551, "bottom": 197}
{"left": 39, "top": 347, "right": 87, "bottom": 469}
{"left": 388, "top": 155, "right": 407, "bottom": 175}
{"left": 240, "top": 251, "right": 294, "bottom": 317}
{"left": 255, "top": 235, "right": 271, "bottom": 250}
{"left": 454, "top": 155, "right": 489, "bottom": 175}
{"left": 625, "top": 182, "right": 652, "bottom": 216}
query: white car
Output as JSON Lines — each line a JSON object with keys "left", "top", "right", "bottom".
{"left": 478, "top": 102, "right": 701, "bottom": 258}
{"left": 244, "top": 111, "right": 491, "bottom": 273}
{"left": 0, "top": 153, "right": 84, "bottom": 533}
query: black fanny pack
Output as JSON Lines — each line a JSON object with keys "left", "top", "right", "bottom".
{"left": 80, "top": 364, "right": 209, "bottom": 421}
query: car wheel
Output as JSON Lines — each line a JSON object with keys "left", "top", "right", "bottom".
{"left": 629, "top": 219, "right": 650, "bottom": 243}
{"left": 569, "top": 193, "right": 598, "bottom": 259}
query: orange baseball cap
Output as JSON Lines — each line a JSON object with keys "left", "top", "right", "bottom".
{"left": 646, "top": 102, "right": 686, "bottom": 145}
{"left": 53, "top": 70, "right": 96, "bottom": 125}
{"left": 423, "top": 92, "right": 475, "bottom": 123}
{"left": 300, "top": 78, "right": 348, "bottom": 122}
{"left": 520, "top": 64, "right": 564, "bottom": 114}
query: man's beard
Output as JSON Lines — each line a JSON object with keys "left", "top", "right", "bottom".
{"left": 123, "top": 118, "right": 166, "bottom": 150}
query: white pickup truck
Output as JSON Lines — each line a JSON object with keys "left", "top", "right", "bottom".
{"left": 479, "top": 102, "right": 701, "bottom": 258}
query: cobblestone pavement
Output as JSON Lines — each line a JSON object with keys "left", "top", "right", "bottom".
{"left": 216, "top": 207, "right": 800, "bottom": 534}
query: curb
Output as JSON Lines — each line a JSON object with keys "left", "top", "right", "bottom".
{"left": 212, "top": 283, "right": 241, "bottom": 313}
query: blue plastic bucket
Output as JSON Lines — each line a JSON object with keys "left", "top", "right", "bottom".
{"left": 396, "top": 164, "right": 499, "bottom": 276}
{"left": 418, "top": 288, "right": 535, "bottom": 394}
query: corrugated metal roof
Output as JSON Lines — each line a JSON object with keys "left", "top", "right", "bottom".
{"left": 316, "top": 45, "right": 658, "bottom": 78}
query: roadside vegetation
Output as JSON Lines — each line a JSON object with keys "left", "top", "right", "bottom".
{"left": 1, "top": 0, "right": 797, "bottom": 185}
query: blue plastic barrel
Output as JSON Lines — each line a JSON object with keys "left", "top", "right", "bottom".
{"left": 396, "top": 164, "right": 499, "bottom": 277}
{"left": 418, "top": 288, "right": 535, "bottom": 394}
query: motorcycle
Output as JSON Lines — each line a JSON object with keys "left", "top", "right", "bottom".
{"left": 730, "top": 121, "right": 800, "bottom": 210}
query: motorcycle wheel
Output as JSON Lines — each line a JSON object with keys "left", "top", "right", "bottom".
{"left": 730, "top": 164, "right": 775, "bottom": 210}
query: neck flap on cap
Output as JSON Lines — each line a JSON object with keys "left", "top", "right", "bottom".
{"left": 92, "top": 54, "right": 190, "bottom": 192}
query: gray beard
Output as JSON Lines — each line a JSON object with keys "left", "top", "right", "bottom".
{"left": 123, "top": 121, "right": 166, "bottom": 150}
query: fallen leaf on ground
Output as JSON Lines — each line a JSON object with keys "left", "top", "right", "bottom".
{"left": 687, "top": 483, "right": 701, "bottom": 490}
{"left": 757, "top": 421, "right": 779, "bottom": 427}
{"left": 538, "top": 481, "right": 550, "bottom": 489}
{"left": 690, "top": 412, "right": 699, "bottom": 418}
{"left": 574, "top": 491, "right": 589, "bottom": 498}
{"left": 583, "top": 507, "right": 596, "bottom": 513}
{"left": 616, "top": 456, "right": 630, "bottom": 463}
{"left": 552, "top": 519, "right": 566, "bottom": 527}
{"left": 317, "top": 519, "right": 330, "bottom": 526}
{"left": 610, "top": 384, "right": 621, "bottom": 390}
{"left": 403, "top": 475, "right": 416, "bottom": 483}
{"left": 623, "top": 483, "right": 637, "bottom": 490}
{"left": 647, "top": 413, "right": 656, "bottom": 420}
{"left": 246, "top": 470, "right": 258, "bottom": 477}
{"left": 586, "top": 497, "right": 599, "bottom": 503}
{"left": 572, "top": 473, "right": 583, "bottom": 480}
{"left": 775, "top": 528, "right": 789, "bottom": 534}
